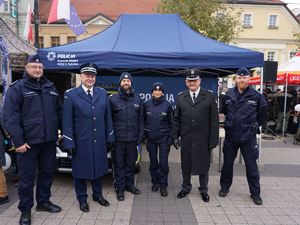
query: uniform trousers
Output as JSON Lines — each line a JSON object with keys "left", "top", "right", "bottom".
{"left": 17, "top": 141, "right": 56, "bottom": 211}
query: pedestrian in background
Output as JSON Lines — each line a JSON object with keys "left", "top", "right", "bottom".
{"left": 172, "top": 69, "right": 219, "bottom": 202}
{"left": 143, "top": 82, "right": 173, "bottom": 197}
{"left": 63, "top": 63, "right": 114, "bottom": 212}
{"left": 219, "top": 67, "right": 267, "bottom": 205}
{"left": 109, "top": 72, "right": 143, "bottom": 201}
{"left": 3, "top": 55, "right": 62, "bottom": 225}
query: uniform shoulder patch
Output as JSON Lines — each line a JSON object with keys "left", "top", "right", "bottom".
{"left": 178, "top": 92, "right": 184, "bottom": 95}
{"left": 65, "top": 88, "right": 75, "bottom": 93}
{"left": 10, "top": 79, "right": 21, "bottom": 86}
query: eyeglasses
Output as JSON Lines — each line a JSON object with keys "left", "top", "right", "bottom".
{"left": 27, "top": 65, "right": 44, "bottom": 70}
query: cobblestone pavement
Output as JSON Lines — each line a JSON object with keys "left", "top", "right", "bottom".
{"left": 1, "top": 135, "right": 300, "bottom": 225}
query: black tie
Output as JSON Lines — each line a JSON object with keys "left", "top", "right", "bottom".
{"left": 193, "top": 92, "right": 196, "bottom": 103}
{"left": 87, "top": 90, "right": 92, "bottom": 101}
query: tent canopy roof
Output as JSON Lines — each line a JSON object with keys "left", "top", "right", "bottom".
{"left": 38, "top": 14, "right": 263, "bottom": 75}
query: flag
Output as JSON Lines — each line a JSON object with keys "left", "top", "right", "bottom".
{"left": 47, "top": 0, "right": 70, "bottom": 24}
{"left": 23, "top": 4, "right": 33, "bottom": 42}
{"left": 0, "top": 0, "right": 4, "bottom": 7}
{"left": 65, "top": 4, "right": 86, "bottom": 36}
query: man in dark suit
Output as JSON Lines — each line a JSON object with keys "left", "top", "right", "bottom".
{"left": 172, "top": 69, "right": 219, "bottom": 202}
{"left": 63, "top": 63, "right": 114, "bottom": 212}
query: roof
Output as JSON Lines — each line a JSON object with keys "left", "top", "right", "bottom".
{"left": 0, "top": 17, "right": 35, "bottom": 55}
{"left": 39, "top": 0, "right": 159, "bottom": 23}
{"left": 37, "top": 14, "right": 263, "bottom": 74}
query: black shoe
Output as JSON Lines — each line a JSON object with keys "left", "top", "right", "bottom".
{"left": 79, "top": 201, "right": 89, "bottom": 212}
{"left": 125, "top": 186, "right": 141, "bottom": 195}
{"left": 177, "top": 190, "right": 190, "bottom": 199}
{"left": 117, "top": 191, "right": 125, "bottom": 201}
{"left": 36, "top": 201, "right": 61, "bottom": 213}
{"left": 219, "top": 189, "right": 229, "bottom": 197}
{"left": 93, "top": 196, "right": 110, "bottom": 207}
{"left": 160, "top": 187, "right": 168, "bottom": 197}
{"left": 0, "top": 196, "right": 9, "bottom": 205}
{"left": 19, "top": 210, "right": 31, "bottom": 225}
{"left": 151, "top": 184, "right": 159, "bottom": 192}
{"left": 251, "top": 195, "right": 263, "bottom": 205}
{"left": 201, "top": 193, "right": 210, "bottom": 202}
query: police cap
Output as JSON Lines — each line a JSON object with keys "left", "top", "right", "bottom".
{"left": 151, "top": 82, "right": 164, "bottom": 92}
{"left": 80, "top": 63, "right": 98, "bottom": 75}
{"left": 185, "top": 69, "right": 200, "bottom": 81}
{"left": 119, "top": 72, "right": 133, "bottom": 84}
{"left": 26, "top": 55, "right": 42, "bottom": 64}
{"left": 236, "top": 67, "right": 250, "bottom": 76}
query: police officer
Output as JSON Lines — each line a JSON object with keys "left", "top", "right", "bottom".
{"left": 109, "top": 72, "right": 143, "bottom": 201}
{"left": 3, "top": 55, "right": 62, "bottom": 225}
{"left": 219, "top": 67, "right": 267, "bottom": 205}
{"left": 143, "top": 82, "right": 173, "bottom": 197}
{"left": 63, "top": 63, "right": 114, "bottom": 212}
{"left": 172, "top": 69, "right": 219, "bottom": 202}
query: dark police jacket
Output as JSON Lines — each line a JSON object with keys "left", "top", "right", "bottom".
{"left": 222, "top": 86, "right": 267, "bottom": 144}
{"left": 109, "top": 90, "right": 143, "bottom": 142}
{"left": 3, "top": 73, "right": 62, "bottom": 148}
{"left": 143, "top": 96, "right": 173, "bottom": 143}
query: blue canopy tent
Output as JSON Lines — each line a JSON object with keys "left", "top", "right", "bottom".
{"left": 37, "top": 14, "right": 263, "bottom": 73}
{"left": 37, "top": 14, "right": 264, "bottom": 101}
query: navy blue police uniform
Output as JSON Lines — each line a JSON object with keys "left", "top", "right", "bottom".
{"left": 2, "top": 55, "right": 62, "bottom": 214}
{"left": 143, "top": 82, "right": 173, "bottom": 194}
{"left": 220, "top": 68, "right": 268, "bottom": 202}
{"left": 63, "top": 64, "right": 114, "bottom": 209}
{"left": 109, "top": 72, "right": 143, "bottom": 200}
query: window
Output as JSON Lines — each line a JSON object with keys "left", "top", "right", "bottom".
{"left": 268, "top": 14, "right": 278, "bottom": 28}
{"left": 267, "top": 51, "right": 276, "bottom": 61}
{"left": 289, "top": 51, "right": 297, "bottom": 59}
{"left": 4, "top": 1, "right": 9, "bottom": 12}
{"left": 67, "top": 36, "right": 76, "bottom": 43}
{"left": 242, "top": 13, "right": 253, "bottom": 28}
{"left": 51, "top": 37, "right": 60, "bottom": 47}
{"left": 38, "top": 37, "right": 44, "bottom": 48}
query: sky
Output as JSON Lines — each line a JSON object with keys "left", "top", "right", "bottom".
{"left": 282, "top": 0, "right": 300, "bottom": 10}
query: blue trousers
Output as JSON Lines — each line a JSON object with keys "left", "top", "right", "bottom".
{"left": 220, "top": 137, "right": 260, "bottom": 196}
{"left": 113, "top": 141, "right": 137, "bottom": 192}
{"left": 74, "top": 177, "right": 102, "bottom": 203}
{"left": 17, "top": 141, "right": 56, "bottom": 212}
{"left": 146, "top": 140, "right": 170, "bottom": 188}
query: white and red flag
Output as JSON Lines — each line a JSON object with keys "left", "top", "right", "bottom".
{"left": 23, "top": 4, "right": 33, "bottom": 42}
{"left": 47, "top": 0, "right": 70, "bottom": 24}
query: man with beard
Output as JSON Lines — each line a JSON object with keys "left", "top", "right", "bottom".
{"left": 219, "top": 67, "right": 267, "bottom": 205}
{"left": 3, "top": 55, "right": 62, "bottom": 225}
{"left": 172, "top": 69, "right": 219, "bottom": 202}
{"left": 109, "top": 72, "right": 143, "bottom": 201}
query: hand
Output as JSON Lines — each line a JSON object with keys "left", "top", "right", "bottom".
{"left": 172, "top": 138, "right": 181, "bottom": 150}
{"left": 64, "top": 148, "right": 75, "bottom": 155}
{"left": 209, "top": 145, "right": 216, "bottom": 151}
{"left": 16, "top": 143, "right": 30, "bottom": 153}
{"left": 107, "top": 142, "right": 115, "bottom": 151}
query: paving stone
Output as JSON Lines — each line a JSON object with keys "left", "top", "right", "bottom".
{"left": 227, "top": 214, "right": 247, "bottom": 224}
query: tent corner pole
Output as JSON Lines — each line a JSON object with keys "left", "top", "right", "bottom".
{"left": 282, "top": 72, "right": 288, "bottom": 141}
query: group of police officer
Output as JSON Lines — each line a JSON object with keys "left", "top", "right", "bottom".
{"left": 2, "top": 55, "right": 267, "bottom": 225}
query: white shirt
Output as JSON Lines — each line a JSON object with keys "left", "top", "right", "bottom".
{"left": 189, "top": 87, "right": 200, "bottom": 102}
{"left": 82, "top": 85, "right": 93, "bottom": 97}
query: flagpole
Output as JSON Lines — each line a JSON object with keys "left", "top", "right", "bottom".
{"left": 34, "top": 0, "right": 39, "bottom": 48}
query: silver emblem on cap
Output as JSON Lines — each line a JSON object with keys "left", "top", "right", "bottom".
{"left": 156, "top": 86, "right": 159, "bottom": 89}
{"left": 125, "top": 75, "right": 128, "bottom": 78}
{"left": 191, "top": 70, "right": 194, "bottom": 74}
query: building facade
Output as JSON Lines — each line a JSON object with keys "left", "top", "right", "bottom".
{"left": 227, "top": 0, "right": 300, "bottom": 66}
